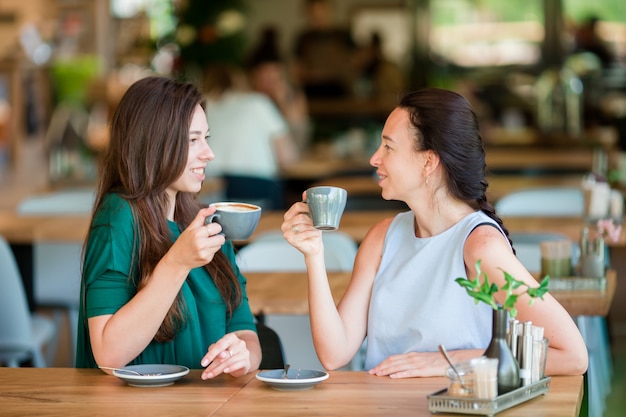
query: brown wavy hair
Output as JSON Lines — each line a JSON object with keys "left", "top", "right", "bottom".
{"left": 86, "top": 76, "right": 241, "bottom": 342}
{"left": 398, "top": 88, "right": 515, "bottom": 253}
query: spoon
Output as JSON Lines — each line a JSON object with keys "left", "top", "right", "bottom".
{"left": 438, "top": 345, "right": 469, "bottom": 390}
{"left": 98, "top": 366, "right": 162, "bottom": 376}
{"left": 283, "top": 363, "right": 291, "bottom": 379}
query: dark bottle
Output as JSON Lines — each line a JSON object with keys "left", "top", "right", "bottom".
{"left": 484, "top": 308, "right": 521, "bottom": 395}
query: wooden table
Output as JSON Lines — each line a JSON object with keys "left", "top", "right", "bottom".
{"left": 1, "top": 207, "right": 620, "bottom": 314}
{"left": 0, "top": 368, "right": 583, "bottom": 417}
{"left": 1, "top": 209, "right": 623, "bottom": 247}
{"left": 244, "top": 271, "right": 616, "bottom": 319}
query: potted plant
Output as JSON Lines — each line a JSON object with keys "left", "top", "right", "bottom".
{"left": 455, "top": 260, "right": 550, "bottom": 395}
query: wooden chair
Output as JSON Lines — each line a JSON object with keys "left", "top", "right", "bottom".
{"left": 256, "top": 318, "right": 286, "bottom": 370}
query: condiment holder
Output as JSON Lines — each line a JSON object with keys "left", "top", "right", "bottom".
{"left": 428, "top": 377, "right": 551, "bottom": 416}
{"left": 431, "top": 324, "right": 550, "bottom": 415}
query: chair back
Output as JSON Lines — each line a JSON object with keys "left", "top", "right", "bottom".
{"left": 256, "top": 321, "right": 285, "bottom": 370}
{"left": 495, "top": 187, "right": 584, "bottom": 217}
{"left": 236, "top": 231, "right": 357, "bottom": 272}
{"left": 17, "top": 188, "right": 95, "bottom": 215}
{"left": 0, "top": 236, "right": 37, "bottom": 363}
{"left": 236, "top": 231, "right": 359, "bottom": 370}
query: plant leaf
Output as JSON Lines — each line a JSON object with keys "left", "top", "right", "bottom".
{"left": 454, "top": 259, "right": 550, "bottom": 318}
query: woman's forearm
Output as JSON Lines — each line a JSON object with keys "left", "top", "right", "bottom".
{"left": 90, "top": 254, "right": 189, "bottom": 367}
{"left": 305, "top": 252, "right": 355, "bottom": 370}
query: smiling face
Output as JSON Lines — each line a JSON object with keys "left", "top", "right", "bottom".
{"left": 166, "top": 104, "right": 213, "bottom": 202}
{"left": 370, "top": 107, "right": 427, "bottom": 202}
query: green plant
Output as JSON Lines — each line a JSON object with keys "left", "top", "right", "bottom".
{"left": 455, "top": 260, "right": 550, "bottom": 318}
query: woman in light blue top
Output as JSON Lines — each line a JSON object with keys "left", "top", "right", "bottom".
{"left": 281, "top": 88, "right": 588, "bottom": 378}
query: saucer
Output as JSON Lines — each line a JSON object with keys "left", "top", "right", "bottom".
{"left": 256, "top": 369, "right": 329, "bottom": 390}
{"left": 112, "top": 364, "right": 190, "bottom": 387}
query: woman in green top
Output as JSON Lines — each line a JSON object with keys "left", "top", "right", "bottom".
{"left": 76, "top": 76, "right": 261, "bottom": 380}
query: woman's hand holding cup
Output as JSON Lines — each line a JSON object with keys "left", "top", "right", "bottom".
{"left": 168, "top": 207, "right": 226, "bottom": 270}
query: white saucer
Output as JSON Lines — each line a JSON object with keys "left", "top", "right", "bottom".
{"left": 256, "top": 369, "right": 329, "bottom": 390}
{"left": 112, "top": 364, "right": 190, "bottom": 387}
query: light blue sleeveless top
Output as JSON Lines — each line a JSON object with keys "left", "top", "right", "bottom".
{"left": 365, "top": 210, "right": 501, "bottom": 370}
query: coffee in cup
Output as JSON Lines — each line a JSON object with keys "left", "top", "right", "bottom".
{"left": 305, "top": 186, "right": 347, "bottom": 231}
{"left": 206, "top": 202, "right": 262, "bottom": 240}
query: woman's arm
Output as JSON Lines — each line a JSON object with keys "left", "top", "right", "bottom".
{"left": 90, "top": 208, "right": 226, "bottom": 368}
{"left": 282, "top": 201, "right": 387, "bottom": 370}
{"left": 464, "top": 225, "right": 588, "bottom": 376}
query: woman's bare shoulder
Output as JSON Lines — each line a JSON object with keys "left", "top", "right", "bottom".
{"left": 364, "top": 215, "right": 395, "bottom": 242}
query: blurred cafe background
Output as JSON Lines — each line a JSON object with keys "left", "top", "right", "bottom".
{"left": 0, "top": 1, "right": 626, "bottom": 416}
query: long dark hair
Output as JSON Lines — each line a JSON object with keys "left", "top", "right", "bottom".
{"left": 398, "top": 88, "right": 514, "bottom": 252}
{"left": 86, "top": 76, "right": 241, "bottom": 342}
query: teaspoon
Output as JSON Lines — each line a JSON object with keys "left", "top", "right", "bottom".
{"left": 438, "top": 345, "right": 470, "bottom": 390}
{"left": 98, "top": 366, "right": 162, "bottom": 376}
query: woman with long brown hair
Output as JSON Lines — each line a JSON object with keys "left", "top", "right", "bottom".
{"left": 76, "top": 76, "right": 261, "bottom": 380}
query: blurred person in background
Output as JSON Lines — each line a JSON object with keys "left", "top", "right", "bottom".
{"left": 573, "top": 16, "right": 615, "bottom": 68}
{"left": 247, "top": 26, "right": 311, "bottom": 153}
{"left": 292, "top": 0, "right": 357, "bottom": 99}
{"left": 353, "top": 31, "right": 406, "bottom": 101}
{"left": 203, "top": 64, "right": 299, "bottom": 210}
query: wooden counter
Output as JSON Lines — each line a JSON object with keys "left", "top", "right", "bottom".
{"left": 245, "top": 271, "right": 616, "bottom": 319}
{"left": 282, "top": 145, "right": 594, "bottom": 182}
{"left": 0, "top": 368, "right": 584, "bottom": 417}
{"left": 485, "top": 147, "right": 593, "bottom": 173}
{"left": 312, "top": 173, "right": 586, "bottom": 203}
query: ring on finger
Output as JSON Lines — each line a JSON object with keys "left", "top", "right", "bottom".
{"left": 292, "top": 225, "right": 299, "bottom": 234}
{"left": 228, "top": 349, "right": 234, "bottom": 358}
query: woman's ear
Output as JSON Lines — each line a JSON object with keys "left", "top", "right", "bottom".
{"left": 422, "top": 150, "right": 440, "bottom": 176}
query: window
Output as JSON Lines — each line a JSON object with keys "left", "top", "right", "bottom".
{"left": 430, "top": 0, "right": 544, "bottom": 68}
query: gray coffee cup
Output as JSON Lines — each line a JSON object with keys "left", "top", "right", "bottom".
{"left": 206, "top": 202, "right": 262, "bottom": 240}
{"left": 305, "top": 186, "right": 347, "bottom": 231}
